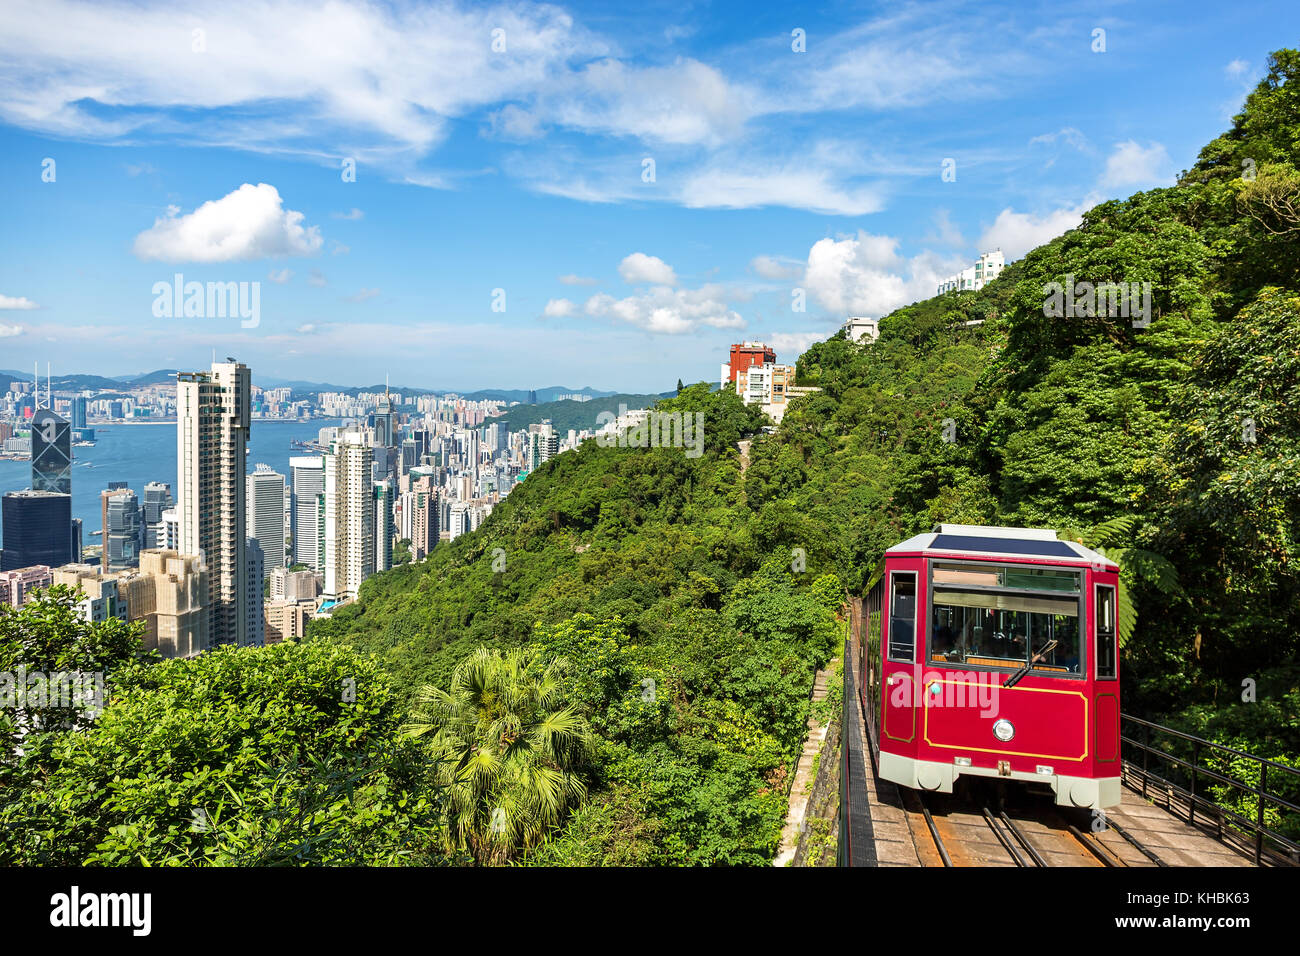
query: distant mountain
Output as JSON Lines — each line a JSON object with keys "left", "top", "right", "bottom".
{"left": 0, "top": 369, "right": 128, "bottom": 391}
{"left": 1, "top": 369, "right": 652, "bottom": 404}
{"left": 492, "top": 392, "right": 674, "bottom": 433}
{"left": 126, "top": 369, "right": 180, "bottom": 386}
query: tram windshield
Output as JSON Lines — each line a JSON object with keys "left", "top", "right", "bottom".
{"left": 928, "top": 564, "right": 1083, "bottom": 675}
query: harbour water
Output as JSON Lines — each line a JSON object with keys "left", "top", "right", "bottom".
{"left": 0, "top": 419, "right": 342, "bottom": 539}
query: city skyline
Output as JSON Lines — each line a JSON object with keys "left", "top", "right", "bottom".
{"left": 0, "top": 0, "right": 1289, "bottom": 392}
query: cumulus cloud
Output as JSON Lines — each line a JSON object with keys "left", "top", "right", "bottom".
{"left": 0, "top": 323, "right": 23, "bottom": 337}
{"left": 1100, "top": 140, "right": 1173, "bottom": 190}
{"left": 267, "top": 268, "right": 292, "bottom": 284}
{"left": 132, "top": 183, "right": 323, "bottom": 262}
{"left": 582, "top": 284, "right": 744, "bottom": 335}
{"left": 543, "top": 297, "right": 578, "bottom": 318}
{"left": 977, "top": 202, "right": 1095, "bottom": 259}
{"left": 0, "top": 294, "right": 39, "bottom": 309}
{"left": 619, "top": 253, "right": 677, "bottom": 286}
{"left": 803, "top": 231, "right": 961, "bottom": 317}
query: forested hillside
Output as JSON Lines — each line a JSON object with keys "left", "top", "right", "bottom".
{"left": 317, "top": 48, "right": 1300, "bottom": 856}
{"left": 4, "top": 49, "right": 1296, "bottom": 867}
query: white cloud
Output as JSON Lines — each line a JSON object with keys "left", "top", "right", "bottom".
{"left": 803, "top": 231, "right": 960, "bottom": 317}
{"left": 558, "top": 274, "right": 598, "bottom": 286}
{"left": 546, "top": 58, "right": 753, "bottom": 147}
{"left": 543, "top": 298, "right": 578, "bottom": 318}
{"left": 619, "top": 253, "right": 678, "bottom": 286}
{"left": 133, "top": 183, "right": 323, "bottom": 262}
{"left": 583, "top": 284, "right": 744, "bottom": 335}
{"left": 0, "top": 0, "right": 596, "bottom": 167}
{"left": 0, "top": 294, "right": 39, "bottom": 309}
{"left": 267, "top": 268, "right": 292, "bottom": 284}
{"left": 977, "top": 201, "right": 1095, "bottom": 259}
{"left": 297, "top": 323, "right": 316, "bottom": 334}
{"left": 345, "top": 288, "right": 380, "bottom": 303}
{"left": 1225, "top": 59, "right": 1250, "bottom": 78}
{"left": 331, "top": 208, "right": 364, "bottom": 220}
{"left": 750, "top": 255, "right": 803, "bottom": 281}
{"left": 768, "top": 331, "right": 825, "bottom": 359}
{"left": 678, "top": 165, "right": 883, "bottom": 216}
{"left": 1100, "top": 140, "right": 1173, "bottom": 190}
{"left": 1029, "top": 127, "right": 1089, "bottom": 151}
{"left": 0, "top": 323, "right": 23, "bottom": 337}
{"left": 486, "top": 104, "right": 544, "bottom": 141}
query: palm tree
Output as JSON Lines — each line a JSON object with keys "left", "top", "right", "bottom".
{"left": 1060, "top": 515, "right": 1186, "bottom": 646}
{"left": 402, "top": 646, "right": 592, "bottom": 864}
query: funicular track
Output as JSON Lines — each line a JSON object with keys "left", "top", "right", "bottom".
{"left": 899, "top": 784, "right": 1168, "bottom": 868}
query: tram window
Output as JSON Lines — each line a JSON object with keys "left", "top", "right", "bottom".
{"left": 887, "top": 574, "right": 917, "bottom": 663}
{"left": 1096, "top": 585, "right": 1117, "bottom": 679}
{"left": 929, "top": 588, "right": 1081, "bottom": 675}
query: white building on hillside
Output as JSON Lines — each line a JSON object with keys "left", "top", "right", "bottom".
{"left": 938, "top": 250, "right": 1005, "bottom": 294}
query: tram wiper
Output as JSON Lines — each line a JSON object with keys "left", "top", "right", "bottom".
{"left": 1002, "top": 640, "right": 1059, "bottom": 689}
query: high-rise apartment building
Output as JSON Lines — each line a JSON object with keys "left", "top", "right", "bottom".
{"left": 373, "top": 478, "right": 394, "bottom": 573}
{"left": 322, "top": 431, "right": 374, "bottom": 602}
{"left": 177, "top": 360, "right": 251, "bottom": 647}
{"left": 290, "top": 456, "right": 325, "bottom": 570}
{"left": 141, "top": 481, "right": 174, "bottom": 551}
{"left": 247, "top": 464, "right": 286, "bottom": 573}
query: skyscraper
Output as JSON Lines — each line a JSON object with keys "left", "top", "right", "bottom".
{"left": 290, "top": 456, "right": 325, "bottom": 570}
{"left": 373, "top": 478, "right": 394, "bottom": 573}
{"left": 101, "top": 484, "right": 141, "bottom": 572}
{"left": 177, "top": 360, "right": 251, "bottom": 648}
{"left": 247, "top": 464, "right": 286, "bottom": 573}
{"left": 1, "top": 490, "right": 73, "bottom": 571}
{"left": 31, "top": 408, "right": 71, "bottom": 495}
{"left": 322, "top": 431, "right": 374, "bottom": 602}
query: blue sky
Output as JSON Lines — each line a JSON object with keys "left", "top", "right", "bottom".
{"left": 0, "top": 0, "right": 1294, "bottom": 393}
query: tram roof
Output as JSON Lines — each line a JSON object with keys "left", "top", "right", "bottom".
{"left": 887, "top": 524, "right": 1118, "bottom": 569}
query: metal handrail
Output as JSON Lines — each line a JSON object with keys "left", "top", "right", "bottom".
{"left": 1120, "top": 713, "right": 1300, "bottom": 866}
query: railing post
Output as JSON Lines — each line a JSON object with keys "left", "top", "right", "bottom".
{"left": 1190, "top": 740, "right": 1198, "bottom": 826}
{"left": 1143, "top": 723, "right": 1150, "bottom": 800}
{"left": 1256, "top": 762, "right": 1266, "bottom": 866}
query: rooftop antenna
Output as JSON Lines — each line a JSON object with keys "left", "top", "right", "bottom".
{"left": 46, "top": 361, "right": 51, "bottom": 409}
{"left": 34, "top": 361, "right": 39, "bottom": 409}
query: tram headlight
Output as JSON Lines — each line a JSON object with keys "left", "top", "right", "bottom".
{"left": 992, "top": 719, "right": 1015, "bottom": 742}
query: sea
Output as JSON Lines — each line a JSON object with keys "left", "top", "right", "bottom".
{"left": 0, "top": 419, "right": 342, "bottom": 538}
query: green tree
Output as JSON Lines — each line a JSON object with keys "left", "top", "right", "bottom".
{"left": 403, "top": 646, "right": 593, "bottom": 864}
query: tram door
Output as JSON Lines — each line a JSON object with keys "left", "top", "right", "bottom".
{"left": 880, "top": 567, "right": 921, "bottom": 745}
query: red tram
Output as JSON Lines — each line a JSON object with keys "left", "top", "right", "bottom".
{"left": 862, "top": 525, "right": 1121, "bottom": 809}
